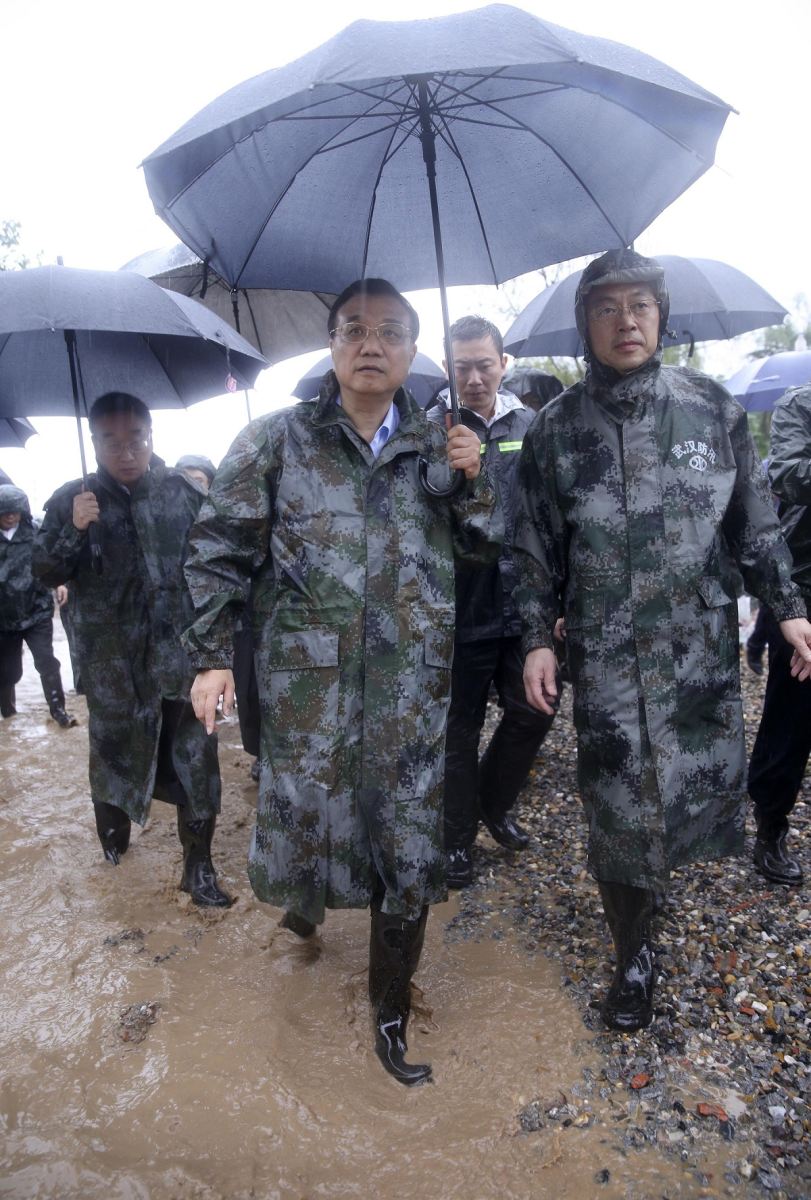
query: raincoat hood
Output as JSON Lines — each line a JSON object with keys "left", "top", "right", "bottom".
{"left": 0, "top": 485, "right": 31, "bottom": 518}
{"left": 575, "top": 249, "right": 671, "bottom": 357}
{"left": 175, "top": 455, "right": 217, "bottom": 485}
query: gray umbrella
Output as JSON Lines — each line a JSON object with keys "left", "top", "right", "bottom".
{"left": 121, "top": 243, "right": 335, "bottom": 364}
{"left": 725, "top": 351, "right": 811, "bottom": 413}
{"left": 0, "top": 417, "right": 37, "bottom": 448}
{"left": 504, "top": 256, "right": 788, "bottom": 358}
{"left": 142, "top": 3, "right": 731, "bottom": 496}
{"left": 293, "top": 350, "right": 445, "bottom": 408}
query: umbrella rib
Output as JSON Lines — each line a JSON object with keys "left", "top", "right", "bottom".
{"left": 360, "top": 89, "right": 419, "bottom": 277}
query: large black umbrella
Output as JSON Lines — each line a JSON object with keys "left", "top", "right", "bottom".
{"left": 143, "top": 3, "right": 731, "bottom": 495}
{"left": 504, "top": 256, "right": 789, "bottom": 359}
{"left": 120, "top": 243, "right": 335, "bottom": 364}
{"left": 292, "top": 350, "right": 445, "bottom": 408}
{"left": 0, "top": 417, "right": 37, "bottom": 449}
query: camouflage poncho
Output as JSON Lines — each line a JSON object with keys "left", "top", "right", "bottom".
{"left": 33, "top": 458, "right": 220, "bottom": 824}
{"left": 0, "top": 486, "right": 54, "bottom": 633}
{"left": 514, "top": 358, "right": 805, "bottom": 889}
{"left": 183, "top": 385, "right": 502, "bottom": 923}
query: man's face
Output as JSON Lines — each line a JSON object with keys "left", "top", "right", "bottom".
{"left": 0, "top": 512, "right": 20, "bottom": 531}
{"left": 330, "top": 294, "right": 417, "bottom": 402}
{"left": 183, "top": 468, "right": 210, "bottom": 492}
{"left": 446, "top": 335, "right": 507, "bottom": 419}
{"left": 585, "top": 283, "right": 660, "bottom": 374}
{"left": 92, "top": 412, "right": 153, "bottom": 486}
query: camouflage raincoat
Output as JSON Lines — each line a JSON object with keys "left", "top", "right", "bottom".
{"left": 0, "top": 487, "right": 54, "bottom": 633}
{"left": 514, "top": 356, "right": 805, "bottom": 888}
{"left": 33, "top": 457, "right": 220, "bottom": 824}
{"left": 183, "top": 383, "right": 502, "bottom": 923}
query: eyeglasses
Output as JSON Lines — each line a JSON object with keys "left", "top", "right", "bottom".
{"left": 95, "top": 437, "right": 151, "bottom": 458}
{"left": 587, "top": 300, "right": 659, "bottom": 324}
{"left": 330, "top": 321, "right": 413, "bottom": 346}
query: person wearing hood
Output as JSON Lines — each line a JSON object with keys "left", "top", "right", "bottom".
{"left": 514, "top": 249, "right": 811, "bottom": 1033}
{"left": 0, "top": 484, "right": 75, "bottom": 725}
{"left": 427, "top": 315, "right": 558, "bottom": 888}
{"left": 176, "top": 455, "right": 217, "bottom": 493}
{"left": 33, "top": 393, "right": 230, "bottom": 908}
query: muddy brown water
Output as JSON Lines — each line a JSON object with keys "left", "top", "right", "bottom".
{"left": 1, "top": 628, "right": 735, "bottom": 1199}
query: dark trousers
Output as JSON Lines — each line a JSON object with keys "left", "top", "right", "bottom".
{"left": 443, "top": 636, "right": 557, "bottom": 851}
{"left": 748, "top": 607, "right": 809, "bottom": 836}
{"left": 747, "top": 604, "right": 771, "bottom": 659}
{"left": 0, "top": 618, "right": 64, "bottom": 702}
{"left": 233, "top": 619, "right": 260, "bottom": 758}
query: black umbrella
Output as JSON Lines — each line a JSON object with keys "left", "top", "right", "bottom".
{"left": 143, "top": 4, "right": 731, "bottom": 495}
{"left": 504, "top": 255, "right": 789, "bottom": 358}
{"left": 292, "top": 350, "right": 445, "bottom": 408}
{"left": 0, "top": 417, "right": 37, "bottom": 449}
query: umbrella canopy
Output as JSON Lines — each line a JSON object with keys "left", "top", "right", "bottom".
{"left": 504, "top": 256, "right": 789, "bottom": 358}
{"left": 121, "top": 244, "right": 336, "bottom": 363}
{"left": 292, "top": 350, "right": 445, "bottom": 408}
{"left": 0, "top": 265, "right": 268, "bottom": 418}
{"left": 0, "top": 417, "right": 37, "bottom": 448}
{"left": 725, "top": 352, "right": 811, "bottom": 413}
{"left": 142, "top": 5, "right": 731, "bottom": 296}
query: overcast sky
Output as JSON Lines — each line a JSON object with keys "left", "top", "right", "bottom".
{"left": 2, "top": 0, "right": 809, "bottom": 510}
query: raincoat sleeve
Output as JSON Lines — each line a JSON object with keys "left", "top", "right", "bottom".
{"left": 720, "top": 388, "right": 806, "bottom": 621}
{"left": 447, "top": 466, "right": 503, "bottom": 566}
{"left": 32, "top": 484, "right": 87, "bottom": 587}
{"left": 512, "top": 413, "right": 567, "bottom": 655}
{"left": 182, "top": 420, "right": 280, "bottom": 670}
{"left": 768, "top": 386, "right": 811, "bottom": 505}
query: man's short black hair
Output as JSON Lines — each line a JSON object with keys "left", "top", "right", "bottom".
{"left": 448, "top": 315, "right": 504, "bottom": 357}
{"left": 328, "top": 278, "right": 419, "bottom": 340}
{"left": 89, "top": 392, "right": 152, "bottom": 433}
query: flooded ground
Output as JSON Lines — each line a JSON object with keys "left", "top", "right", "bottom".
{"left": 1, "top": 627, "right": 755, "bottom": 1199}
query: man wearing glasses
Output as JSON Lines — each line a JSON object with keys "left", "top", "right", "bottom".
{"left": 515, "top": 249, "right": 811, "bottom": 1035}
{"left": 183, "top": 278, "right": 501, "bottom": 1086}
{"left": 34, "top": 392, "right": 230, "bottom": 907}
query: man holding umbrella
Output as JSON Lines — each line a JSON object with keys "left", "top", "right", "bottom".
{"left": 33, "top": 392, "right": 230, "bottom": 908}
{"left": 184, "top": 278, "right": 501, "bottom": 1085}
{"left": 515, "top": 250, "right": 811, "bottom": 1033}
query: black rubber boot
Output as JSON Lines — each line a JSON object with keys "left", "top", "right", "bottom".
{"left": 48, "top": 689, "right": 77, "bottom": 728}
{"left": 480, "top": 811, "right": 530, "bottom": 850}
{"left": 598, "top": 880, "right": 656, "bottom": 1032}
{"left": 176, "top": 808, "right": 232, "bottom": 908}
{"left": 279, "top": 910, "right": 317, "bottom": 938}
{"left": 754, "top": 826, "right": 803, "bottom": 885}
{"left": 369, "top": 904, "right": 432, "bottom": 1086}
{"left": 0, "top": 685, "right": 16, "bottom": 718}
{"left": 446, "top": 846, "right": 474, "bottom": 889}
{"left": 94, "top": 802, "right": 132, "bottom": 866}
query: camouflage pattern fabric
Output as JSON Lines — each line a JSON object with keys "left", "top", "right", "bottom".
{"left": 183, "top": 383, "right": 503, "bottom": 924}
{"left": 514, "top": 359, "right": 805, "bottom": 889}
{"left": 33, "top": 458, "right": 220, "bottom": 825}
{"left": 0, "top": 490, "right": 54, "bottom": 633}
{"left": 768, "top": 385, "right": 811, "bottom": 601}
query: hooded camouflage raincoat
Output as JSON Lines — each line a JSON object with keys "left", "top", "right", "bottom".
{"left": 514, "top": 357, "right": 805, "bottom": 889}
{"left": 33, "top": 458, "right": 220, "bottom": 824}
{"left": 183, "top": 384, "right": 502, "bottom": 923}
{"left": 0, "top": 487, "right": 54, "bottom": 633}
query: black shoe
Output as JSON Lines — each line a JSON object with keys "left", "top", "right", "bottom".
{"left": 446, "top": 847, "right": 473, "bottom": 889}
{"left": 279, "top": 910, "right": 316, "bottom": 938}
{"left": 745, "top": 647, "right": 764, "bottom": 676}
{"left": 0, "top": 685, "right": 16, "bottom": 718}
{"left": 250, "top": 758, "right": 260, "bottom": 783}
{"left": 754, "top": 831, "right": 803, "bottom": 885}
{"left": 94, "top": 802, "right": 131, "bottom": 866}
{"left": 481, "top": 810, "right": 530, "bottom": 850}
{"left": 48, "top": 690, "right": 77, "bottom": 727}
{"left": 601, "top": 943, "right": 656, "bottom": 1032}
{"left": 176, "top": 810, "right": 232, "bottom": 907}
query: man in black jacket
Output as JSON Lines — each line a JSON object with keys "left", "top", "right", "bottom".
{"left": 748, "top": 384, "right": 811, "bottom": 886}
{"left": 428, "top": 316, "right": 558, "bottom": 887}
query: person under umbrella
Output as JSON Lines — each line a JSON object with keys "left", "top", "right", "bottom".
{"left": 515, "top": 250, "right": 811, "bottom": 1033}
{"left": 183, "top": 279, "right": 501, "bottom": 1085}
{"left": 176, "top": 454, "right": 217, "bottom": 491}
{"left": 0, "top": 485, "right": 76, "bottom": 727}
{"left": 33, "top": 393, "right": 231, "bottom": 908}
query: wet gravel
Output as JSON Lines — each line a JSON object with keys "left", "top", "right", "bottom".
{"left": 446, "top": 661, "right": 810, "bottom": 1199}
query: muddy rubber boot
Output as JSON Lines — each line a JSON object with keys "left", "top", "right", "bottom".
{"left": 279, "top": 910, "right": 317, "bottom": 938}
{"left": 176, "top": 808, "right": 232, "bottom": 907}
{"left": 0, "top": 685, "right": 16, "bottom": 718}
{"left": 597, "top": 880, "right": 656, "bottom": 1032}
{"left": 369, "top": 904, "right": 432, "bottom": 1086}
{"left": 94, "top": 802, "right": 132, "bottom": 866}
{"left": 753, "top": 825, "right": 803, "bottom": 886}
{"left": 48, "top": 689, "right": 77, "bottom": 728}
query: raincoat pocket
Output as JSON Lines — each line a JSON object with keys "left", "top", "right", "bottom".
{"left": 696, "top": 577, "right": 738, "bottom": 671}
{"left": 265, "top": 628, "right": 341, "bottom": 787}
{"left": 564, "top": 589, "right": 606, "bottom": 685}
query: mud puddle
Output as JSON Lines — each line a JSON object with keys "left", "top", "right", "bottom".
{"left": 1, "top": 628, "right": 736, "bottom": 1198}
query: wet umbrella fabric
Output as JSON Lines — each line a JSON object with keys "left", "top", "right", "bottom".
{"left": 0, "top": 417, "right": 37, "bottom": 449}
{"left": 0, "top": 265, "right": 267, "bottom": 419}
{"left": 504, "top": 257, "right": 789, "bottom": 359}
{"left": 292, "top": 351, "right": 445, "bottom": 408}
{"left": 725, "top": 352, "right": 811, "bottom": 413}
{"left": 121, "top": 244, "right": 336, "bottom": 364}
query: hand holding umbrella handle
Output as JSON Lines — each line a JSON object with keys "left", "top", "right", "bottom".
{"left": 418, "top": 457, "right": 465, "bottom": 498}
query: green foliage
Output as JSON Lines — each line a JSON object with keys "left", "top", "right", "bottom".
{"left": 750, "top": 296, "right": 810, "bottom": 358}
{"left": 511, "top": 354, "right": 582, "bottom": 389}
{"left": 662, "top": 342, "right": 705, "bottom": 371}
{"left": 0, "top": 220, "right": 40, "bottom": 271}
{"left": 747, "top": 411, "right": 772, "bottom": 461}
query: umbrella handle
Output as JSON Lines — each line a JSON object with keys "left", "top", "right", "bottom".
{"left": 418, "top": 457, "right": 465, "bottom": 498}
{"left": 65, "top": 330, "right": 103, "bottom": 575}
